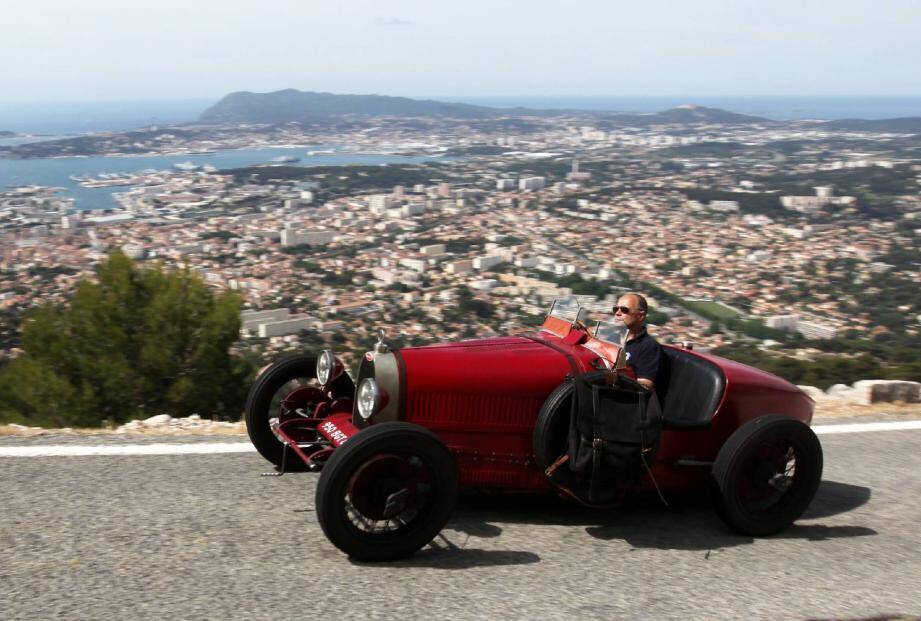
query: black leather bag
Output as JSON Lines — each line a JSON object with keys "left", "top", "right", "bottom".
{"left": 551, "top": 370, "right": 663, "bottom": 506}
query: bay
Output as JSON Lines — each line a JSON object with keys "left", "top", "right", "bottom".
{"left": 0, "top": 147, "right": 441, "bottom": 211}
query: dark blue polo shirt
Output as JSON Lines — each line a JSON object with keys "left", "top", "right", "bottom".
{"left": 624, "top": 328, "right": 662, "bottom": 385}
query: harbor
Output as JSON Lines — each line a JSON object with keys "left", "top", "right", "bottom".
{"left": 0, "top": 146, "right": 439, "bottom": 210}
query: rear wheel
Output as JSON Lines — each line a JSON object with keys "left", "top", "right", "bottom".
{"left": 316, "top": 422, "right": 458, "bottom": 561}
{"left": 711, "top": 415, "right": 823, "bottom": 536}
{"left": 244, "top": 355, "right": 354, "bottom": 469}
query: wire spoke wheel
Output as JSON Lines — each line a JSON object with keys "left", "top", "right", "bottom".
{"left": 737, "top": 439, "right": 798, "bottom": 514}
{"left": 343, "top": 453, "right": 433, "bottom": 534}
{"left": 245, "top": 355, "right": 354, "bottom": 469}
{"left": 316, "top": 423, "right": 458, "bottom": 561}
{"left": 712, "top": 415, "right": 822, "bottom": 536}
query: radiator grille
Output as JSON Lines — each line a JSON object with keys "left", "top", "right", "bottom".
{"left": 408, "top": 392, "right": 544, "bottom": 431}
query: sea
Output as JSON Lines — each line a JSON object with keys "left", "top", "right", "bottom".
{"left": 0, "top": 147, "right": 442, "bottom": 211}
{"left": 2, "top": 95, "right": 921, "bottom": 211}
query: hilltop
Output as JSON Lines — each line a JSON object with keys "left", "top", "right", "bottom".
{"left": 199, "top": 89, "right": 510, "bottom": 123}
{"left": 601, "top": 104, "right": 771, "bottom": 126}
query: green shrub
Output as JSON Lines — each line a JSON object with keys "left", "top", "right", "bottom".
{"left": 0, "top": 251, "right": 253, "bottom": 427}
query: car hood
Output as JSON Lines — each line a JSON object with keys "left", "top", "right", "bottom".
{"left": 398, "top": 335, "right": 575, "bottom": 404}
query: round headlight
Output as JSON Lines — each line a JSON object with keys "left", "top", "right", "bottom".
{"left": 357, "top": 378, "right": 379, "bottom": 420}
{"left": 316, "top": 350, "right": 334, "bottom": 385}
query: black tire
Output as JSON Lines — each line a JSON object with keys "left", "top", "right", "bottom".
{"left": 244, "top": 355, "right": 354, "bottom": 469}
{"left": 711, "top": 415, "right": 823, "bottom": 536}
{"left": 316, "top": 422, "right": 458, "bottom": 561}
{"left": 533, "top": 380, "right": 575, "bottom": 474}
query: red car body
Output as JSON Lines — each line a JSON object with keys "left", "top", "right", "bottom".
{"left": 283, "top": 314, "right": 813, "bottom": 492}
{"left": 246, "top": 309, "right": 821, "bottom": 560}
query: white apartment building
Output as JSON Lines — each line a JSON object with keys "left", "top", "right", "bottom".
{"left": 368, "top": 195, "right": 394, "bottom": 213}
{"left": 280, "top": 229, "right": 336, "bottom": 247}
{"left": 399, "top": 258, "right": 427, "bottom": 272}
{"left": 765, "top": 314, "right": 799, "bottom": 330}
{"left": 241, "top": 308, "right": 290, "bottom": 327}
{"left": 371, "top": 268, "right": 397, "bottom": 285}
{"left": 420, "top": 243, "right": 446, "bottom": 255}
{"left": 796, "top": 320, "right": 838, "bottom": 340}
{"left": 284, "top": 197, "right": 313, "bottom": 210}
{"left": 515, "top": 256, "right": 539, "bottom": 268}
{"left": 473, "top": 255, "right": 504, "bottom": 270}
{"left": 709, "top": 200, "right": 740, "bottom": 212}
{"left": 257, "top": 315, "right": 315, "bottom": 338}
{"left": 401, "top": 203, "right": 426, "bottom": 217}
{"left": 781, "top": 186, "right": 856, "bottom": 213}
{"left": 519, "top": 177, "right": 547, "bottom": 191}
{"left": 470, "top": 279, "right": 499, "bottom": 291}
{"left": 445, "top": 259, "right": 474, "bottom": 274}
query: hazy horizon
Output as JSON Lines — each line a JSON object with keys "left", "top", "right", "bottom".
{"left": 5, "top": 94, "right": 921, "bottom": 135}
{"left": 3, "top": 0, "right": 920, "bottom": 103}
{"left": 5, "top": 92, "right": 921, "bottom": 106}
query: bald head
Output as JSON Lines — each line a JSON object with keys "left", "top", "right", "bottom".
{"left": 614, "top": 293, "right": 648, "bottom": 333}
{"left": 618, "top": 293, "right": 648, "bottom": 312}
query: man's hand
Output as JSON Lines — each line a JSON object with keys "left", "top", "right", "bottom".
{"left": 637, "top": 378, "right": 654, "bottom": 390}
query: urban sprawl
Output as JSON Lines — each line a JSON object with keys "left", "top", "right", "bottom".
{"left": 2, "top": 109, "right": 919, "bottom": 367}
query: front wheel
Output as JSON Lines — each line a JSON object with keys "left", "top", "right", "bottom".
{"left": 711, "top": 415, "right": 823, "bottom": 536}
{"left": 316, "top": 422, "right": 458, "bottom": 561}
{"left": 244, "top": 355, "right": 354, "bottom": 469}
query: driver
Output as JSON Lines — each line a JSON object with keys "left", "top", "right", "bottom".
{"left": 614, "top": 293, "right": 662, "bottom": 391}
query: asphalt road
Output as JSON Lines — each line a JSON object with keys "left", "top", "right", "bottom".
{"left": 2, "top": 427, "right": 920, "bottom": 621}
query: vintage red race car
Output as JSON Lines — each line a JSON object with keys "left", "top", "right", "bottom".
{"left": 245, "top": 303, "right": 822, "bottom": 561}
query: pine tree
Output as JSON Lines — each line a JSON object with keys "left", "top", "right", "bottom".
{"left": 0, "top": 251, "right": 252, "bottom": 427}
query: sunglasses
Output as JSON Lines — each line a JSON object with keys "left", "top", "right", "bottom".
{"left": 613, "top": 306, "right": 639, "bottom": 314}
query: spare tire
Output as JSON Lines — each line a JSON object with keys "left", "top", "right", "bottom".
{"left": 532, "top": 380, "right": 575, "bottom": 476}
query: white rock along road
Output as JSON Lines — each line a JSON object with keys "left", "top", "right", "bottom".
{"left": 2, "top": 419, "right": 920, "bottom": 457}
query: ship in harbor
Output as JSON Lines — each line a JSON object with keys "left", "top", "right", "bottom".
{"left": 269, "top": 155, "right": 300, "bottom": 163}
{"left": 173, "top": 161, "right": 200, "bottom": 171}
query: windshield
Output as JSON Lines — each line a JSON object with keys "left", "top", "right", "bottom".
{"left": 593, "top": 319, "right": 628, "bottom": 344}
{"left": 545, "top": 297, "right": 627, "bottom": 345}
{"left": 546, "top": 297, "right": 585, "bottom": 324}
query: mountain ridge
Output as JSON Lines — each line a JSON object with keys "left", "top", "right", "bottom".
{"left": 198, "top": 89, "right": 773, "bottom": 125}
{"left": 822, "top": 117, "right": 921, "bottom": 133}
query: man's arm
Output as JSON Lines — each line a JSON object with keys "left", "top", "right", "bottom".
{"left": 632, "top": 342, "right": 661, "bottom": 391}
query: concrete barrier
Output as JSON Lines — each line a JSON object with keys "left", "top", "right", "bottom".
{"left": 799, "top": 380, "right": 921, "bottom": 405}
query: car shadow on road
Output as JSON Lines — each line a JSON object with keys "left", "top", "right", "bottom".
{"left": 801, "top": 479, "right": 872, "bottom": 520}
{"left": 353, "top": 544, "right": 541, "bottom": 570}
{"left": 447, "top": 479, "right": 875, "bottom": 552}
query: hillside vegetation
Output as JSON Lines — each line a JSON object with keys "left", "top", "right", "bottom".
{"left": 0, "top": 252, "right": 254, "bottom": 427}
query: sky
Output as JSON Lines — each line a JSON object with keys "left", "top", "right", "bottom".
{"left": 2, "top": 0, "right": 921, "bottom": 103}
